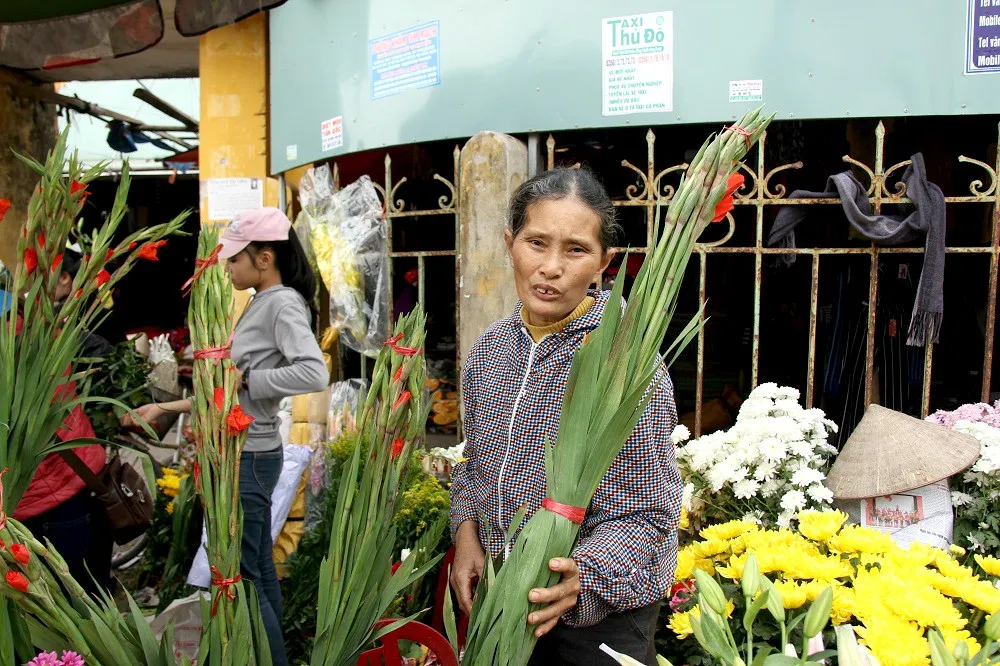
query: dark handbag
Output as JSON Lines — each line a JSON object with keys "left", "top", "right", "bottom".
{"left": 58, "top": 450, "right": 153, "bottom": 546}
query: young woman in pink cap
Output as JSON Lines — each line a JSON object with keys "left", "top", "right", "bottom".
{"left": 125, "top": 207, "right": 328, "bottom": 666}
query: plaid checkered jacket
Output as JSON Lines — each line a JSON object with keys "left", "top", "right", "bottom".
{"left": 450, "top": 290, "right": 682, "bottom": 627}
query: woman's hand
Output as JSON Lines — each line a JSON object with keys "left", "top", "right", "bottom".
{"left": 527, "top": 558, "right": 581, "bottom": 637}
{"left": 120, "top": 403, "right": 165, "bottom": 430}
{"left": 450, "top": 521, "right": 486, "bottom": 616}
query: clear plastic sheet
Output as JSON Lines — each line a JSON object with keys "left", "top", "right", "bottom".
{"left": 297, "top": 166, "right": 389, "bottom": 356}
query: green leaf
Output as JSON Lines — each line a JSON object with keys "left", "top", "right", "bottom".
{"left": 763, "top": 656, "right": 803, "bottom": 666}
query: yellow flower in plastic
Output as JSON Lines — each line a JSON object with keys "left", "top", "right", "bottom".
{"left": 797, "top": 509, "right": 848, "bottom": 542}
{"left": 693, "top": 538, "right": 731, "bottom": 559}
{"left": 675, "top": 547, "right": 696, "bottom": 582}
{"left": 700, "top": 519, "right": 756, "bottom": 543}
{"left": 976, "top": 554, "right": 1000, "bottom": 578}
{"left": 827, "top": 525, "right": 896, "bottom": 555}
{"left": 773, "top": 579, "right": 808, "bottom": 609}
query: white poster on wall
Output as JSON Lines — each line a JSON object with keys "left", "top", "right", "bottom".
{"left": 601, "top": 11, "right": 673, "bottom": 116}
{"left": 206, "top": 178, "right": 263, "bottom": 221}
{"left": 321, "top": 116, "right": 344, "bottom": 152}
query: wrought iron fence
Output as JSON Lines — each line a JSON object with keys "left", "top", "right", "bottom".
{"left": 548, "top": 121, "right": 1000, "bottom": 437}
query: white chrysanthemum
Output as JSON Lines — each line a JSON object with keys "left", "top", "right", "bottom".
{"left": 738, "top": 397, "right": 775, "bottom": 421}
{"left": 758, "top": 437, "right": 787, "bottom": 462}
{"left": 806, "top": 483, "right": 834, "bottom": 504}
{"left": 788, "top": 439, "right": 814, "bottom": 459}
{"left": 742, "top": 511, "right": 764, "bottom": 524}
{"left": 671, "top": 424, "right": 691, "bottom": 445}
{"left": 780, "top": 489, "right": 807, "bottom": 513}
{"left": 775, "top": 385, "right": 801, "bottom": 401}
{"left": 734, "top": 478, "right": 761, "bottom": 499}
{"left": 761, "top": 478, "right": 783, "bottom": 498}
{"left": 791, "top": 467, "right": 825, "bottom": 488}
{"left": 951, "top": 491, "right": 975, "bottom": 507}
{"left": 777, "top": 510, "right": 795, "bottom": 528}
{"left": 750, "top": 383, "right": 780, "bottom": 400}
{"left": 774, "top": 398, "right": 803, "bottom": 416}
{"left": 708, "top": 458, "right": 740, "bottom": 492}
{"left": 753, "top": 462, "right": 777, "bottom": 481}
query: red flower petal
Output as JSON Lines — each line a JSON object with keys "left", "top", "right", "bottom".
{"left": 70, "top": 180, "right": 88, "bottom": 198}
{"left": 391, "top": 438, "right": 405, "bottom": 461}
{"left": 5, "top": 571, "right": 28, "bottom": 593}
{"left": 105, "top": 248, "right": 115, "bottom": 262}
{"left": 128, "top": 241, "right": 137, "bottom": 250}
{"left": 712, "top": 173, "right": 745, "bottom": 223}
{"left": 37, "top": 233, "right": 45, "bottom": 248}
{"left": 138, "top": 240, "right": 167, "bottom": 261}
{"left": 225, "top": 405, "right": 254, "bottom": 436}
{"left": 23, "top": 248, "right": 37, "bottom": 275}
{"left": 391, "top": 561, "right": 401, "bottom": 575}
{"left": 74, "top": 288, "right": 83, "bottom": 299}
{"left": 0, "top": 198, "right": 11, "bottom": 221}
{"left": 214, "top": 387, "right": 225, "bottom": 412}
{"left": 393, "top": 366, "right": 404, "bottom": 382}
{"left": 393, "top": 390, "right": 411, "bottom": 410}
{"left": 50, "top": 253, "right": 63, "bottom": 274}
{"left": 11, "top": 544, "right": 29, "bottom": 565}
{"left": 96, "top": 269, "right": 111, "bottom": 288}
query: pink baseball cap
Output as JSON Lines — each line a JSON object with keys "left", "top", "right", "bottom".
{"left": 218, "top": 207, "right": 292, "bottom": 259}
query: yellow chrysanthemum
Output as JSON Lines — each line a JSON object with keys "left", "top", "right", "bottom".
{"left": 949, "top": 544, "right": 967, "bottom": 558}
{"left": 831, "top": 587, "right": 856, "bottom": 625}
{"left": 693, "top": 538, "right": 731, "bottom": 559}
{"left": 166, "top": 500, "right": 174, "bottom": 515}
{"left": 957, "top": 578, "right": 1000, "bottom": 614}
{"left": 694, "top": 558, "right": 716, "bottom": 577}
{"left": 700, "top": 519, "right": 756, "bottom": 543}
{"left": 797, "top": 509, "right": 848, "bottom": 542}
{"left": 162, "top": 467, "right": 179, "bottom": 476}
{"left": 976, "top": 554, "right": 1000, "bottom": 578}
{"left": 855, "top": 612, "right": 930, "bottom": 666}
{"left": 668, "top": 601, "right": 735, "bottom": 640}
{"left": 675, "top": 548, "right": 695, "bottom": 582}
{"left": 942, "top": 629, "right": 981, "bottom": 658}
{"left": 827, "top": 525, "right": 896, "bottom": 555}
{"left": 772, "top": 579, "right": 808, "bottom": 609}
{"left": 933, "top": 550, "right": 976, "bottom": 580}
{"left": 679, "top": 507, "right": 690, "bottom": 531}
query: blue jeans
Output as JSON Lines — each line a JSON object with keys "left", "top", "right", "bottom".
{"left": 240, "top": 447, "right": 287, "bottom": 666}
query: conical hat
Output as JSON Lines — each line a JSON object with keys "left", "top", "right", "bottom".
{"left": 825, "top": 404, "right": 981, "bottom": 500}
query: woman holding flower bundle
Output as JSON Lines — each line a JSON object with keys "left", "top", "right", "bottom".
{"left": 124, "top": 207, "right": 328, "bottom": 666}
{"left": 450, "top": 168, "right": 683, "bottom": 665}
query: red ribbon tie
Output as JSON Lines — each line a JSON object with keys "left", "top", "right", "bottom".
{"left": 210, "top": 566, "right": 242, "bottom": 616}
{"left": 542, "top": 497, "right": 586, "bottom": 525}
{"left": 181, "top": 244, "right": 223, "bottom": 296}
{"left": 193, "top": 330, "right": 235, "bottom": 364}
{"left": 723, "top": 125, "right": 753, "bottom": 150}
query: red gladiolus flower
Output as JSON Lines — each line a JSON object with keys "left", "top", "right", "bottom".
{"left": 0, "top": 538, "right": 5, "bottom": 551}
{"left": 96, "top": 269, "right": 111, "bottom": 288}
{"left": 0, "top": 198, "right": 10, "bottom": 221}
{"left": 393, "top": 366, "right": 404, "bottom": 382}
{"left": 5, "top": 571, "right": 28, "bottom": 593}
{"left": 393, "top": 391, "right": 411, "bottom": 410}
{"left": 23, "top": 248, "right": 37, "bottom": 275}
{"left": 214, "top": 387, "right": 225, "bottom": 412}
{"left": 105, "top": 248, "right": 115, "bottom": 262}
{"left": 70, "top": 180, "right": 88, "bottom": 199}
{"left": 50, "top": 253, "right": 63, "bottom": 274}
{"left": 391, "top": 438, "right": 405, "bottom": 460}
{"left": 138, "top": 240, "right": 167, "bottom": 261}
{"left": 711, "top": 172, "right": 745, "bottom": 223}
{"left": 391, "top": 561, "right": 401, "bottom": 575}
{"left": 11, "top": 544, "right": 29, "bottom": 565}
{"left": 128, "top": 241, "right": 137, "bottom": 250}
{"left": 37, "top": 233, "right": 45, "bottom": 248}
{"left": 225, "top": 405, "right": 254, "bottom": 436}
{"left": 74, "top": 288, "right": 83, "bottom": 299}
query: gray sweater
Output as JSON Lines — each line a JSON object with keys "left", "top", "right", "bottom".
{"left": 231, "top": 285, "right": 328, "bottom": 452}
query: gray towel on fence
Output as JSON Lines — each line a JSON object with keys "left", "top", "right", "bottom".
{"left": 767, "top": 153, "right": 945, "bottom": 346}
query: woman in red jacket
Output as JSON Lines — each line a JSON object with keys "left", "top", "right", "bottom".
{"left": 15, "top": 248, "right": 113, "bottom": 596}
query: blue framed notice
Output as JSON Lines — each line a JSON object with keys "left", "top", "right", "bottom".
{"left": 370, "top": 20, "right": 441, "bottom": 100}
{"left": 967, "top": 0, "right": 1000, "bottom": 74}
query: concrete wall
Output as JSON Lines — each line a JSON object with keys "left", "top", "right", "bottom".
{"left": 0, "top": 83, "right": 56, "bottom": 270}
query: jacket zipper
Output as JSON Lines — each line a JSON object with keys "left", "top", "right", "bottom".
{"left": 498, "top": 327, "right": 537, "bottom": 559}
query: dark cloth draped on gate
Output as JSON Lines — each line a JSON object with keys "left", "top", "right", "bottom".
{"left": 768, "top": 153, "right": 946, "bottom": 347}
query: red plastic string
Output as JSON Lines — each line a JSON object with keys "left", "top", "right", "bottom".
{"left": 210, "top": 566, "right": 242, "bottom": 617}
{"left": 383, "top": 333, "right": 424, "bottom": 357}
{"left": 541, "top": 497, "right": 586, "bottom": 525}
{"left": 181, "top": 244, "right": 223, "bottom": 296}
{"left": 193, "top": 330, "right": 234, "bottom": 364}
{"left": 723, "top": 125, "right": 752, "bottom": 150}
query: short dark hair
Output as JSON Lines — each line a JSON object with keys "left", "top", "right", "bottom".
{"left": 508, "top": 166, "right": 619, "bottom": 251}
{"left": 62, "top": 248, "right": 83, "bottom": 278}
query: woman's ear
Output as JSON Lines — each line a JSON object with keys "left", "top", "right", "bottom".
{"left": 599, "top": 250, "right": 616, "bottom": 274}
{"left": 504, "top": 229, "right": 514, "bottom": 259}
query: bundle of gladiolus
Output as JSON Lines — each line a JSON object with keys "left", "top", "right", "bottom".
{"left": 0, "top": 513, "right": 180, "bottom": 664}
{"left": 310, "top": 308, "right": 443, "bottom": 666}
{"left": 0, "top": 130, "right": 185, "bottom": 664}
{"left": 664, "top": 511, "right": 1000, "bottom": 666}
{"left": 186, "top": 228, "right": 269, "bottom": 666}
{"left": 460, "top": 107, "right": 773, "bottom": 666}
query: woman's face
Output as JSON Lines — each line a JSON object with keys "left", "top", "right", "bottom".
{"left": 505, "top": 196, "right": 613, "bottom": 326}
{"left": 225, "top": 250, "right": 262, "bottom": 291}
